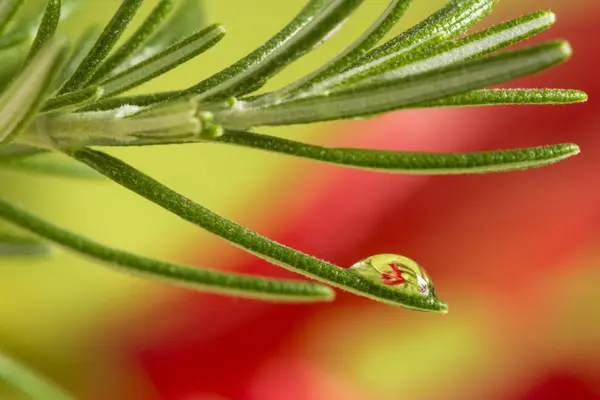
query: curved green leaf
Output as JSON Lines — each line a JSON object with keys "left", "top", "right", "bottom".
{"left": 211, "top": 131, "right": 580, "bottom": 174}
{"left": 24, "top": 0, "right": 61, "bottom": 64}
{"left": 98, "top": 24, "right": 226, "bottom": 98}
{"left": 0, "top": 197, "right": 334, "bottom": 302}
{"left": 67, "top": 148, "right": 448, "bottom": 313}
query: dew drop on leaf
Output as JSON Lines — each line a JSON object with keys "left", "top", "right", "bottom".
{"left": 349, "top": 254, "right": 437, "bottom": 298}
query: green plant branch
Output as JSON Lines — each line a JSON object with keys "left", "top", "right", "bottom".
{"left": 0, "top": 197, "right": 335, "bottom": 302}
{"left": 67, "top": 147, "right": 448, "bottom": 313}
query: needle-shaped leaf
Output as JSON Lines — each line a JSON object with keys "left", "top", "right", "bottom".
{"left": 264, "top": 0, "right": 413, "bottom": 100}
{"left": 24, "top": 0, "right": 61, "bottom": 64}
{"left": 414, "top": 88, "right": 588, "bottom": 108}
{"left": 0, "top": 37, "right": 68, "bottom": 149}
{"left": 180, "top": 0, "right": 365, "bottom": 101}
{"left": 218, "top": 41, "right": 572, "bottom": 128}
{"left": 211, "top": 131, "right": 580, "bottom": 174}
{"left": 361, "top": 0, "right": 498, "bottom": 65}
{"left": 60, "top": 25, "right": 100, "bottom": 83}
{"left": 0, "top": 152, "right": 103, "bottom": 178}
{"left": 89, "top": 0, "right": 175, "bottom": 83}
{"left": 137, "top": 0, "right": 206, "bottom": 58}
{"left": 80, "top": 91, "right": 177, "bottom": 111}
{"left": 43, "top": 85, "right": 104, "bottom": 112}
{"left": 98, "top": 23, "right": 226, "bottom": 98}
{"left": 0, "top": 197, "right": 335, "bottom": 302}
{"left": 0, "top": 0, "right": 23, "bottom": 34}
{"left": 67, "top": 148, "right": 448, "bottom": 313}
{"left": 0, "top": 351, "right": 73, "bottom": 400}
{"left": 0, "top": 231, "right": 50, "bottom": 256}
{"left": 296, "top": 0, "right": 512, "bottom": 94}
{"left": 58, "top": 0, "right": 143, "bottom": 94}
{"left": 356, "top": 10, "right": 557, "bottom": 85}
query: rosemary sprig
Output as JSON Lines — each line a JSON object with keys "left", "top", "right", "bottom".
{"left": 67, "top": 147, "right": 448, "bottom": 313}
{"left": 0, "top": 0, "right": 589, "bottom": 315}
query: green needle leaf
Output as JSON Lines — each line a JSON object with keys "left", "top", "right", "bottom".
{"left": 0, "top": 351, "right": 73, "bottom": 400}
{"left": 24, "top": 0, "right": 61, "bottom": 65}
{"left": 211, "top": 131, "right": 580, "bottom": 174}
{"left": 58, "top": 0, "right": 143, "bottom": 94}
{"left": 98, "top": 23, "right": 226, "bottom": 98}
{"left": 298, "top": 2, "right": 546, "bottom": 94}
{"left": 415, "top": 88, "right": 588, "bottom": 108}
{"left": 0, "top": 0, "right": 23, "bottom": 34}
{"left": 0, "top": 37, "right": 68, "bottom": 149}
{"left": 89, "top": 0, "right": 175, "bottom": 83}
{"left": 265, "top": 0, "right": 413, "bottom": 99}
{"left": 362, "top": 0, "right": 498, "bottom": 65}
{"left": 42, "top": 85, "right": 104, "bottom": 112}
{"left": 352, "top": 10, "right": 557, "bottom": 87}
{"left": 0, "top": 152, "right": 103, "bottom": 178}
{"left": 67, "top": 148, "right": 448, "bottom": 313}
{"left": 180, "top": 0, "right": 365, "bottom": 101}
{"left": 0, "top": 197, "right": 335, "bottom": 302}
{"left": 219, "top": 41, "right": 572, "bottom": 128}
{"left": 60, "top": 25, "right": 101, "bottom": 83}
{"left": 138, "top": 0, "right": 206, "bottom": 58}
{"left": 0, "top": 231, "right": 50, "bottom": 256}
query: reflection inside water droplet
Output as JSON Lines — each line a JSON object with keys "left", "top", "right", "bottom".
{"left": 349, "top": 254, "right": 436, "bottom": 298}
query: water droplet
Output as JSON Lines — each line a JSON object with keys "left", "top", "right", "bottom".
{"left": 349, "top": 253, "right": 438, "bottom": 299}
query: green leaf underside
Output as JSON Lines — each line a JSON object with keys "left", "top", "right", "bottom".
{"left": 304, "top": 9, "right": 555, "bottom": 94}
{"left": 0, "top": 351, "right": 73, "bottom": 400}
{"left": 363, "top": 0, "right": 497, "bottom": 63}
{"left": 24, "top": 0, "right": 61, "bottom": 64}
{"left": 0, "top": 232, "right": 50, "bottom": 256}
{"left": 0, "top": 38, "right": 67, "bottom": 149}
{"left": 0, "top": 197, "right": 335, "bottom": 302}
{"left": 67, "top": 148, "right": 448, "bottom": 313}
{"left": 88, "top": 0, "right": 175, "bottom": 83}
{"left": 58, "top": 0, "right": 143, "bottom": 94}
{"left": 0, "top": 153, "right": 102, "bottom": 178}
{"left": 216, "top": 41, "right": 572, "bottom": 128}
{"left": 98, "top": 24, "right": 226, "bottom": 98}
{"left": 212, "top": 131, "right": 580, "bottom": 174}
{"left": 178, "top": 0, "right": 365, "bottom": 102}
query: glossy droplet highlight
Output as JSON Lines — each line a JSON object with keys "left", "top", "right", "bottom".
{"left": 349, "top": 254, "right": 443, "bottom": 309}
